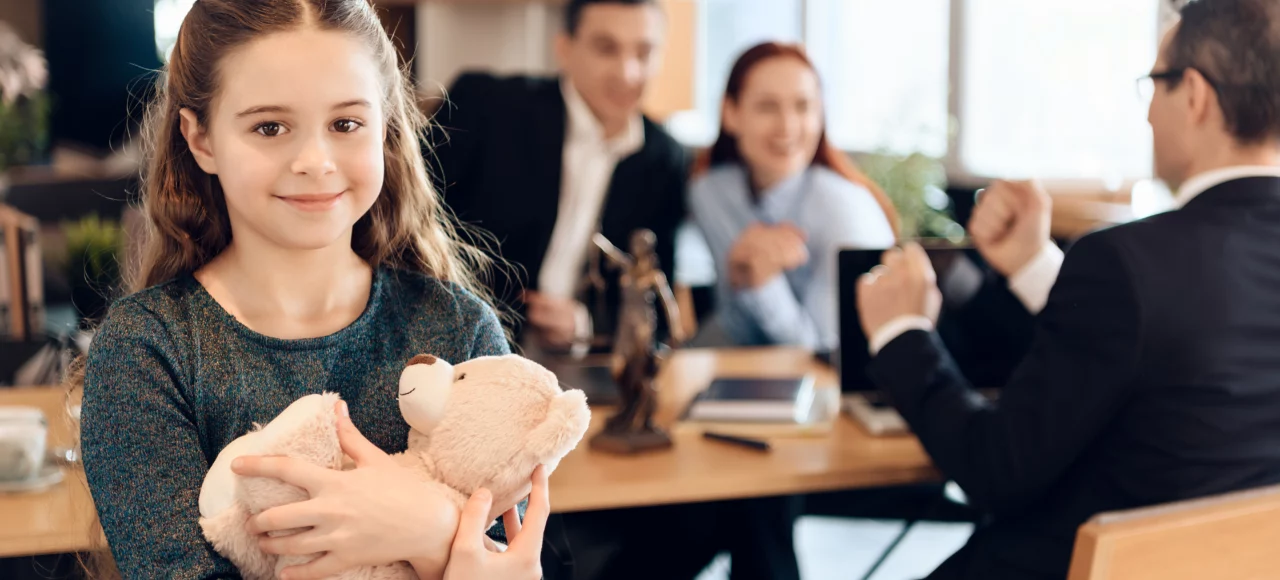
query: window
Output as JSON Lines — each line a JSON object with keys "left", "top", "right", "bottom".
{"left": 959, "top": 0, "right": 1159, "bottom": 182}
{"left": 665, "top": 0, "right": 802, "bottom": 146}
{"left": 154, "top": 0, "right": 197, "bottom": 63}
{"left": 669, "top": 0, "right": 1162, "bottom": 182}
{"left": 806, "top": 0, "right": 951, "bottom": 158}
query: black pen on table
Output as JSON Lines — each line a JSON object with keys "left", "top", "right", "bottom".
{"left": 702, "top": 431, "right": 771, "bottom": 452}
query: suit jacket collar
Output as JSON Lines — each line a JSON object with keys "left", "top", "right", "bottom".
{"left": 545, "top": 79, "right": 670, "bottom": 236}
{"left": 1175, "top": 166, "right": 1280, "bottom": 208}
{"left": 560, "top": 78, "right": 646, "bottom": 155}
{"left": 1180, "top": 175, "right": 1280, "bottom": 211}
{"left": 529, "top": 80, "right": 654, "bottom": 214}
{"left": 524, "top": 80, "right": 569, "bottom": 232}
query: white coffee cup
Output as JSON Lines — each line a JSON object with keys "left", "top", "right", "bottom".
{"left": 0, "top": 406, "right": 48, "bottom": 481}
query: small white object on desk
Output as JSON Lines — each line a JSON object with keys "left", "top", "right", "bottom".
{"left": 0, "top": 406, "right": 47, "bottom": 481}
{"left": 0, "top": 464, "right": 64, "bottom": 494}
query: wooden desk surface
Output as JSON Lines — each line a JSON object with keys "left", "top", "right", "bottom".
{"left": 0, "top": 386, "right": 101, "bottom": 558}
{"left": 548, "top": 348, "right": 939, "bottom": 513}
{"left": 0, "top": 348, "right": 939, "bottom": 557}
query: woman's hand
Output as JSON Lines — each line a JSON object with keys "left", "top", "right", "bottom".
{"left": 444, "top": 465, "right": 550, "bottom": 580}
{"left": 232, "top": 402, "right": 459, "bottom": 580}
{"left": 728, "top": 222, "right": 809, "bottom": 289}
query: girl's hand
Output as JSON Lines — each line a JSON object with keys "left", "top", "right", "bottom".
{"left": 444, "top": 465, "right": 550, "bottom": 580}
{"left": 232, "top": 402, "right": 459, "bottom": 580}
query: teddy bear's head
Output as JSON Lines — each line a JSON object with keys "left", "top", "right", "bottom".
{"left": 396, "top": 354, "right": 591, "bottom": 503}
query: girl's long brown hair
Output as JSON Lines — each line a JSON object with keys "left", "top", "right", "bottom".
{"left": 71, "top": 1, "right": 497, "bottom": 576}
{"left": 693, "top": 42, "right": 900, "bottom": 236}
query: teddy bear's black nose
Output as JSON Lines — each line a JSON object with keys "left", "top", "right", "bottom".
{"left": 408, "top": 354, "right": 437, "bottom": 366}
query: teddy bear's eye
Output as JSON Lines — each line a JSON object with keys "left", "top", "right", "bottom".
{"left": 456, "top": 373, "right": 467, "bottom": 381}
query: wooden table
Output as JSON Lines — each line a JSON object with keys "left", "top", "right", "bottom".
{"left": 0, "top": 348, "right": 939, "bottom": 557}
{"left": 548, "top": 348, "right": 939, "bottom": 513}
{"left": 0, "top": 386, "right": 100, "bottom": 558}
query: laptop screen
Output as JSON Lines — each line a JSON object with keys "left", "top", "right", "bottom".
{"left": 837, "top": 244, "right": 1033, "bottom": 393}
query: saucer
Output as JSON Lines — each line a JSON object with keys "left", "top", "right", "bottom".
{"left": 0, "top": 465, "right": 65, "bottom": 494}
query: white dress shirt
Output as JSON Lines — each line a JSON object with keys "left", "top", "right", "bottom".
{"left": 537, "top": 79, "right": 644, "bottom": 351}
{"left": 867, "top": 165, "right": 1280, "bottom": 355}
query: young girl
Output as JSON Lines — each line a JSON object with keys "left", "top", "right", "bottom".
{"left": 78, "top": 1, "right": 549, "bottom": 579}
{"left": 689, "top": 42, "right": 899, "bottom": 352}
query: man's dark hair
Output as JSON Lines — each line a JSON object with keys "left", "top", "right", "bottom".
{"left": 1167, "top": 0, "right": 1280, "bottom": 143}
{"left": 564, "top": 0, "right": 657, "bottom": 37}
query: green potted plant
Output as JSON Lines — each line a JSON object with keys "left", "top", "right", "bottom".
{"left": 61, "top": 215, "right": 123, "bottom": 327}
{"left": 857, "top": 151, "right": 965, "bottom": 242}
{"left": 0, "top": 21, "right": 51, "bottom": 179}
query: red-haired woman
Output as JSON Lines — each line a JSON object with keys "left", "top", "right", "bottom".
{"left": 689, "top": 41, "right": 898, "bottom": 352}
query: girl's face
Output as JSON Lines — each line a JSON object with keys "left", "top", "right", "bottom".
{"left": 722, "top": 56, "right": 824, "bottom": 191}
{"left": 180, "top": 27, "right": 386, "bottom": 253}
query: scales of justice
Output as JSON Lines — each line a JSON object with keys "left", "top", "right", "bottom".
{"left": 585, "top": 229, "right": 687, "bottom": 454}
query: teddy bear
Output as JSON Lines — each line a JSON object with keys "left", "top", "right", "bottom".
{"left": 195, "top": 353, "right": 592, "bottom": 580}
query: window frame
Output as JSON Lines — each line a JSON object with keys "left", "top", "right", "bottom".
{"left": 679, "top": 0, "right": 1169, "bottom": 191}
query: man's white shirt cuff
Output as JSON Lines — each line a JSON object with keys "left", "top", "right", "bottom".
{"left": 868, "top": 315, "right": 935, "bottom": 355}
{"left": 1007, "top": 244, "right": 1065, "bottom": 314}
{"left": 570, "top": 302, "right": 594, "bottom": 359}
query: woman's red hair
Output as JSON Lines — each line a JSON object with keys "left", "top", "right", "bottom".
{"left": 693, "top": 42, "right": 900, "bottom": 237}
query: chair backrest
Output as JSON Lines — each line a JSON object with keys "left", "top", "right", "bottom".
{"left": 1067, "top": 484, "right": 1280, "bottom": 580}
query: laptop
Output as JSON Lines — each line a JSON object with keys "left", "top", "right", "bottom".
{"left": 519, "top": 334, "right": 622, "bottom": 405}
{"left": 837, "top": 241, "right": 1017, "bottom": 435}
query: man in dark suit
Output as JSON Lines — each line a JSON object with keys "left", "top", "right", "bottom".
{"left": 856, "top": 1, "right": 1280, "bottom": 578}
{"left": 429, "top": 0, "right": 687, "bottom": 352}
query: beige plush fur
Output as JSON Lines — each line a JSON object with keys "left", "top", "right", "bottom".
{"left": 198, "top": 354, "right": 592, "bottom": 580}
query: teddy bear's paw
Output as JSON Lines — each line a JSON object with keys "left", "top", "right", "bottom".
{"left": 287, "top": 560, "right": 404, "bottom": 580}
{"left": 366, "top": 561, "right": 416, "bottom": 580}
{"left": 255, "top": 393, "right": 345, "bottom": 467}
{"left": 273, "top": 553, "right": 355, "bottom": 580}
{"left": 526, "top": 389, "right": 592, "bottom": 464}
{"left": 199, "top": 503, "right": 276, "bottom": 580}
{"left": 239, "top": 477, "right": 311, "bottom": 515}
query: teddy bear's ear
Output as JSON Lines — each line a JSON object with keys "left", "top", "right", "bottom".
{"left": 407, "top": 354, "right": 438, "bottom": 367}
{"left": 525, "top": 389, "right": 592, "bottom": 463}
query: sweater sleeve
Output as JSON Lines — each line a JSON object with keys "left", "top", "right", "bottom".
{"left": 81, "top": 301, "right": 240, "bottom": 579}
{"left": 468, "top": 300, "right": 512, "bottom": 359}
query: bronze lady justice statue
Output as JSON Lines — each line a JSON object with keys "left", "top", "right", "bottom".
{"left": 588, "top": 229, "right": 687, "bottom": 454}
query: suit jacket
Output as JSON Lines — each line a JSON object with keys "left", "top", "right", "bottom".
{"left": 870, "top": 176, "right": 1280, "bottom": 579}
{"left": 428, "top": 73, "right": 689, "bottom": 344}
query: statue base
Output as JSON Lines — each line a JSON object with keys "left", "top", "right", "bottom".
{"left": 589, "top": 427, "right": 673, "bottom": 455}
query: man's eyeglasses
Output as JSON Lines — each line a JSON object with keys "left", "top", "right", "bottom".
{"left": 1136, "top": 68, "right": 1219, "bottom": 104}
{"left": 1136, "top": 69, "right": 1186, "bottom": 104}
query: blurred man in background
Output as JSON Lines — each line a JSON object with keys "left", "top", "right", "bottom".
{"left": 429, "top": 0, "right": 687, "bottom": 354}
